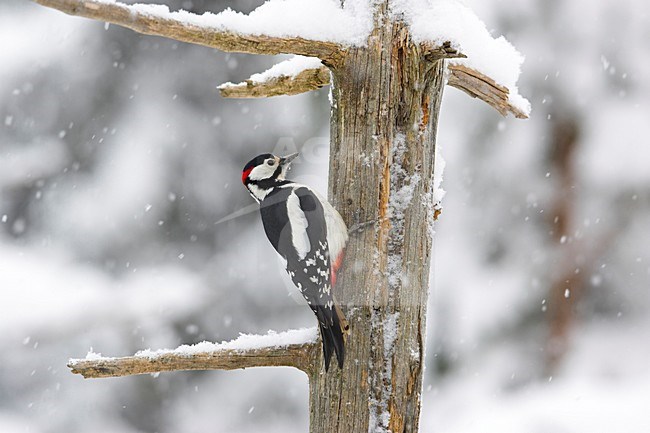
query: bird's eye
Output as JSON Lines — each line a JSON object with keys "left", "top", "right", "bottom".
{"left": 267, "top": 160, "right": 275, "bottom": 166}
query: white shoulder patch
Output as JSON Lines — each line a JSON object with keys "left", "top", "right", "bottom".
{"left": 287, "top": 190, "right": 311, "bottom": 260}
{"left": 311, "top": 189, "right": 348, "bottom": 261}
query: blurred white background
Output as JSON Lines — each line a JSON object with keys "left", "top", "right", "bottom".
{"left": 1, "top": 0, "right": 649, "bottom": 432}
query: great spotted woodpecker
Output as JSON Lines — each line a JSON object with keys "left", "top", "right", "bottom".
{"left": 242, "top": 153, "right": 349, "bottom": 371}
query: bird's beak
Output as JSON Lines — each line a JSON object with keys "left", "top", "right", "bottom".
{"left": 279, "top": 152, "right": 299, "bottom": 166}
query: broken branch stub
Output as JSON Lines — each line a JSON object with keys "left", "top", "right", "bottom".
{"left": 447, "top": 64, "right": 529, "bottom": 119}
{"left": 219, "top": 66, "right": 331, "bottom": 98}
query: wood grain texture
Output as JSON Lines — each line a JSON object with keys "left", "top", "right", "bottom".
{"left": 218, "top": 66, "right": 330, "bottom": 98}
{"left": 34, "top": 0, "right": 345, "bottom": 62}
{"left": 69, "top": 342, "right": 319, "bottom": 379}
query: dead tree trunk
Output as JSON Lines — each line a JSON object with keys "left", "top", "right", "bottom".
{"left": 34, "top": 0, "right": 527, "bottom": 431}
{"left": 311, "top": 20, "right": 444, "bottom": 433}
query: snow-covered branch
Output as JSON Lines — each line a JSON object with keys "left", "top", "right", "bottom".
{"left": 218, "top": 56, "right": 329, "bottom": 98}
{"left": 33, "top": 0, "right": 345, "bottom": 61}
{"left": 69, "top": 328, "right": 319, "bottom": 379}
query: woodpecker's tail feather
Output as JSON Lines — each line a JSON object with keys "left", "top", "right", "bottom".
{"left": 318, "top": 304, "right": 349, "bottom": 372}
{"left": 319, "top": 319, "right": 344, "bottom": 372}
{"left": 319, "top": 321, "right": 335, "bottom": 372}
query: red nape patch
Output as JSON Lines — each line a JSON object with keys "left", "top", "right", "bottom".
{"left": 331, "top": 250, "right": 345, "bottom": 286}
{"left": 242, "top": 167, "right": 253, "bottom": 184}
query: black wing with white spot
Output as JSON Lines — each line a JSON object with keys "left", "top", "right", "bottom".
{"left": 286, "top": 187, "right": 345, "bottom": 371}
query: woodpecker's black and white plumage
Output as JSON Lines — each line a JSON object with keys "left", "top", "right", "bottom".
{"left": 242, "top": 153, "right": 349, "bottom": 371}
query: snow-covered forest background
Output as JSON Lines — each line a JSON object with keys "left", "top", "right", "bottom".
{"left": 1, "top": 0, "right": 649, "bottom": 432}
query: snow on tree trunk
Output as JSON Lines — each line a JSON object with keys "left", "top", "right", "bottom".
{"left": 310, "top": 10, "right": 444, "bottom": 433}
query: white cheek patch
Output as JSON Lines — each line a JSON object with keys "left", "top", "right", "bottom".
{"left": 249, "top": 163, "right": 276, "bottom": 181}
{"left": 287, "top": 191, "right": 311, "bottom": 260}
{"left": 247, "top": 184, "right": 270, "bottom": 202}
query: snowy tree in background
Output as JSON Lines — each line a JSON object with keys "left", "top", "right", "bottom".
{"left": 425, "top": 1, "right": 650, "bottom": 431}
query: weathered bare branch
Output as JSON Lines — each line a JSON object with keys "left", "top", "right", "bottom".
{"left": 219, "top": 66, "right": 330, "bottom": 98}
{"left": 69, "top": 330, "right": 319, "bottom": 379}
{"left": 447, "top": 63, "right": 529, "bottom": 119}
{"left": 33, "top": 0, "right": 345, "bottom": 62}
